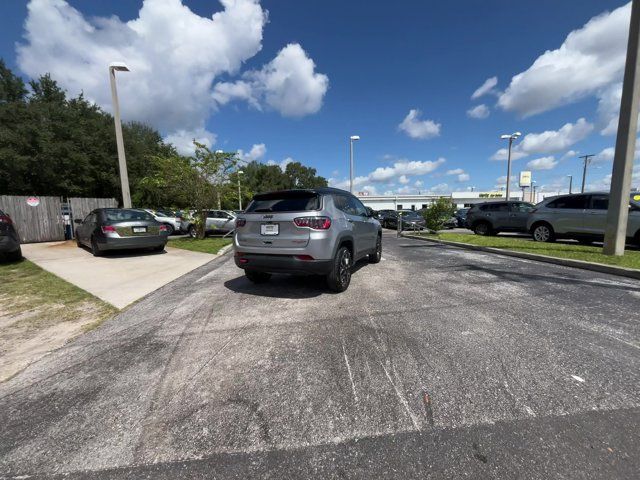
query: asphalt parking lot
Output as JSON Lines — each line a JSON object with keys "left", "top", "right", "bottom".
{"left": 1, "top": 231, "right": 639, "bottom": 478}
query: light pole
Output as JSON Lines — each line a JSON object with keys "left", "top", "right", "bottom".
{"left": 237, "top": 170, "right": 244, "bottom": 211}
{"left": 215, "top": 150, "right": 223, "bottom": 209}
{"left": 579, "top": 154, "right": 594, "bottom": 193}
{"left": 567, "top": 175, "right": 573, "bottom": 194}
{"left": 531, "top": 181, "right": 538, "bottom": 203}
{"left": 500, "top": 132, "right": 521, "bottom": 201}
{"left": 109, "top": 62, "right": 131, "bottom": 208}
{"left": 349, "top": 135, "right": 360, "bottom": 193}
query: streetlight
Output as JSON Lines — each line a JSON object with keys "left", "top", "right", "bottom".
{"left": 500, "top": 132, "right": 521, "bottom": 201}
{"left": 531, "top": 180, "right": 538, "bottom": 203}
{"left": 579, "top": 154, "right": 595, "bottom": 193}
{"left": 567, "top": 174, "right": 573, "bottom": 194}
{"left": 349, "top": 135, "right": 360, "bottom": 193}
{"left": 109, "top": 62, "right": 131, "bottom": 208}
{"left": 237, "top": 170, "right": 244, "bottom": 211}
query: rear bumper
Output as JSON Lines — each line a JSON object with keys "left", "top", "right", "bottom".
{"left": 234, "top": 253, "right": 333, "bottom": 275}
{"left": 96, "top": 235, "right": 167, "bottom": 251}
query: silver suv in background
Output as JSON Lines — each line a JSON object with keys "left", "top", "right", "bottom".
{"left": 234, "top": 188, "right": 382, "bottom": 292}
{"left": 465, "top": 201, "right": 535, "bottom": 235}
{"left": 527, "top": 192, "right": 640, "bottom": 244}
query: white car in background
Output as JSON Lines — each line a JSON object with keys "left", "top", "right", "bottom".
{"left": 144, "top": 209, "right": 182, "bottom": 235}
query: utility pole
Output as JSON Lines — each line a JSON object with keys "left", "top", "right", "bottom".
{"left": 579, "top": 154, "right": 595, "bottom": 193}
{"left": 567, "top": 175, "right": 573, "bottom": 194}
{"left": 604, "top": 0, "right": 640, "bottom": 256}
{"left": 500, "top": 132, "right": 521, "bottom": 200}
{"left": 109, "top": 63, "right": 131, "bottom": 208}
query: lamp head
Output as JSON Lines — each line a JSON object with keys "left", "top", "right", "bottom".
{"left": 109, "top": 62, "right": 130, "bottom": 72}
{"left": 350, "top": 135, "right": 360, "bottom": 141}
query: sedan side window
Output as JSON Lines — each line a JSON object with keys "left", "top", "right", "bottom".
{"left": 333, "top": 194, "right": 353, "bottom": 214}
{"left": 547, "top": 195, "right": 588, "bottom": 209}
{"left": 349, "top": 197, "right": 368, "bottom": 216}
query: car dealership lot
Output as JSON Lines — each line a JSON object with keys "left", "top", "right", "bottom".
{"left": 1, "top": 231, "right": 639, "bottom": 478}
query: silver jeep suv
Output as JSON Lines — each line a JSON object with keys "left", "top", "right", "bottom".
{"left": 527, "top": 192, "right": 640, "bottom": 244}
{"left": 233, "top": 188, "right": 382, "bottom": 292}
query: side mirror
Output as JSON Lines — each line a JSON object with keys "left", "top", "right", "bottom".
{"left": 74, "top": 219, "right": 82, "bottom": 224}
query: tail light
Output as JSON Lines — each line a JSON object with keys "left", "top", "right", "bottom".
{"left": 159, "top": 225, "right": 170, "bottom": 232}
{"left": 295, "top": 254, "right": 315, "bottom": 261}
{"left": 101, "top": 225, "right": 117, "bottom": 233}
{"left": 0, "top": 215, "right": 12, "bottom": 225}
{"left": 236, "top": 218, "right": 246, "bottom": 228}
{"left": 294, "top": 216, "right": 331, "bottom": 230}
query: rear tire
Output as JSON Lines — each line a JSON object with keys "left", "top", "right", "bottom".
{"left": 245, "top": 270, "right": 272, "bottom": 284}
{"left": 90, "top": 236, "right": 103, "bottom": 256}
{"left": 474, "top": 221, "right": 492, "bottom": 236}
{"left": 532, "top": 223, "right": 555, "bottom": 243}
{"left": 189, "top": 225, "right": 198, "bottom": 238}
{"left": 153, "top": 245, "right": 165, "bottom": 253}
{"left": 369, "top": 235, "right": 382, "bottom": 263}
{"left": 327, "top": 246, "right": 352, "bottom": 292}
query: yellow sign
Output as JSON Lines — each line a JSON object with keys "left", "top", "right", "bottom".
{"left": 519, "top": 171, "right": 532, "bottom": 188}
{"left": 634, "top": 194, "right": 640, "bottom": 201}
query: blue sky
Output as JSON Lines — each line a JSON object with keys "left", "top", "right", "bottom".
{"left": 1, "top": 0, "right": 635, "bottom": 194}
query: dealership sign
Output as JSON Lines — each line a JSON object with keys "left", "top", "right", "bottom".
{"left": 519, "top": 171, "right": 532, "bottom": 188}
{"left": 26, "top": 196, "right": 40, "bottom": 207}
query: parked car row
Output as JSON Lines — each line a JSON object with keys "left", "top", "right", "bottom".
{"left": 464, "top": 192, "right": 640, "bottom": 245}
{"left": 376, "top": 209, "right": 427, "bottom": 230}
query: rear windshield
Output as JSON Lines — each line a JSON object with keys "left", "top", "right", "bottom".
{"left": 104, "top": 209, "right": 155, "bottom": 222}
{"left": 246, "top": 192, "right": 321, "bottom": 213}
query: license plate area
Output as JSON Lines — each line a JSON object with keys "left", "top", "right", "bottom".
{"left": 260, "top": 223, "right": 279, "bottom": 236}
{"left": 133, "top": 226, "right": 147, "bottom": 233}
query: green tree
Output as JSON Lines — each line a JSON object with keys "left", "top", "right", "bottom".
{"left": 420, "top": 197, "right": 456, "bottom": 232}
{"left": 0, "top": 59, "right": 27, "bottom": 103}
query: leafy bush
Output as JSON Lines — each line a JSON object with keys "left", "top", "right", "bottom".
{"left": 420, "top": 197, "right": 456, "bottom": 232}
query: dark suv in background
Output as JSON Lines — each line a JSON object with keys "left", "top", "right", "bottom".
{"left": 234, "top": 188, "right": 382, "bottom": 292}
{"left": 465, "top": 201, "right": 535, "bottom": 235}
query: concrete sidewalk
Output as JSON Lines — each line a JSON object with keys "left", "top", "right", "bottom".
{"left": 21, "top": 241, "right": 218, "bottom": 309}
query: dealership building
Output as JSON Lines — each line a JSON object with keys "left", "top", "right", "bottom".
{"left": 357, "top": 191, "right": 547, "bottom": 211}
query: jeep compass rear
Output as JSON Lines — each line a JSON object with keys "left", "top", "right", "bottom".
{"left": 233, "top": 188, "right": 382, "bottom": 292}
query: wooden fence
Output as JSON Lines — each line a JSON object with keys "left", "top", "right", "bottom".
{"left": 69, "top": 197, "right": 117, "bottom": 224}
{"left": 0, "top": 195, "right": 117, "bottom": 243}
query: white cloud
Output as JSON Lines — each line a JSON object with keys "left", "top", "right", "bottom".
{"left": 471, "top": 76, "right": 498, "bottom": 99}
{"left": 446, "top": 168, "right": 464, "bottom": 175}
{"left": 467, "top": 104, "right": 490, "bottom": 119}
{"left": 17, "top": 0, "right": 270, "bottom": 148}
{"left": 164, "top": 128, "right": 217, "bottom": 156}
{"left": 429, "top": 183, "right": 450, "bottom": 193}
{"left": 597, "top": 146, "right": 615, "bottom": 162}
{"left": 597, "top": 82, "right": 622, "bottom": 135}
{"left": 266, "top": 157, "right": 294, "bottom": 171}
{"left": 561, "top": 150, "right": 578, "bottom": 160}
{"left": 496, "top": 175, "right": 517, "bottom": 185}
{"left": 414, "top": 180, "right": 424, "bottom": 187}
{"left": 398, "top": 109, "right": 441, "bottom": 139}
{"left": 490, "top": 148, "right": 529, "bottom": 161}
{"left": 526, "top": 156, "right": 558, "bottom": 170}
{"left": 490, "top": 118, "right": 593, "bottom": 160}
{"left": 330, "top": 157, "right": 446, "bottom": 190}
{"left": 457, "top": 173, "right": 470, "bottom": 182}
{"left": 237, "top": 143, "right": 266, "bottom": 163}
{"left": 497, "top": 3, "right": 630, "bottom": 117}
{"left": 214, "top": 43, "right": 329, "bottom": 117}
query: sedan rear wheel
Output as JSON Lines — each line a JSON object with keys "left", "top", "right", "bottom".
{"left": 189, "top": 225, "right": 198, "bottom": 238}
{"left": 162, "top": 223, "right": 174, "bottom": 235}
{"left": 327, "top": 246, "right": 352, "bottom": 292}
{"left": 90, "top": 236, "right": 103, "bottom": 256}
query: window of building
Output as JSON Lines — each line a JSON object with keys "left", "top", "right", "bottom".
{"left": 397, "top": 204, "right": 403, "bottom": 210}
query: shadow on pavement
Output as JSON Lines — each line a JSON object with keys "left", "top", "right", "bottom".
{"left": 224, "top": 260, "right": 370, "bottom": 298}
{"left": 77, "top": 244, "right": 167, "bottom": 258}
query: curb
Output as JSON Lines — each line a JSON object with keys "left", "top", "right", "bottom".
{"left": 217, "top": 243, "right": 233, "bottom": 256}
{"left": 402, "top": 234, "right": 640, "bottom": 281}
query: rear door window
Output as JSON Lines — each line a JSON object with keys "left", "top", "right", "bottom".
{"left": 104, "top": 209, "right": 154, "bottom": 221}
{"left": 547, "top": 195, "right": 588, "bottom": 209}
{"left": 589, "top": 195, "right": 609, "bottom": 210}
{"left": 246, "top": 192, "right": 321, "bottom": 213}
